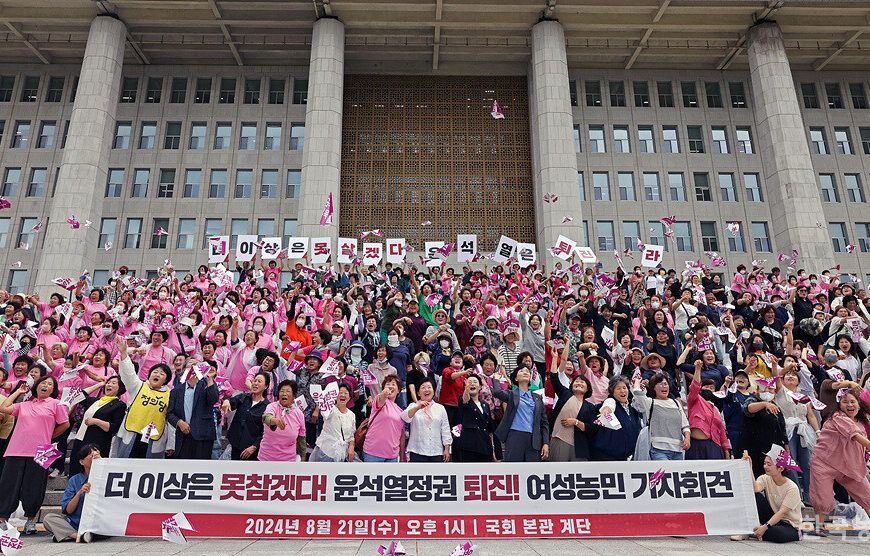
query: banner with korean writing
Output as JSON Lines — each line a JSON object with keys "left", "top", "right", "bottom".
{"left": 79, "top": 459, "right": 756, "bottom": 539}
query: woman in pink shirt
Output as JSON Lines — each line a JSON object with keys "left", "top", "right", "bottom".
{"left": 133, "top": 330, "right": 177, "bottom": 380}
{"left": 228, "top": 330, "right": 259, "bottom": 392}
{"left": 686, "top": 359, "right": 731, "bottom": 459}
{"left": 363, "top": 375, "right": 406, "bottom": 462}
{"left": 66, "top": 326, "right": 96, "bottom": 361}
{"left": 35, "top": 317, "right": 62, "bottom": 354}
{"left": 32, "top": 292, "right": 65, "bottom": 322}
{"left": 258, "top": 380, "right": 306, "bottom": 461}
{"left": 82, "top": 348, "right": 114, "bottom": 390}
{"left": 0, "top": 376, "right": 69, "bottom": 535}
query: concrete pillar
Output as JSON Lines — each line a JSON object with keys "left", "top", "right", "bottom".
{"left": 296, "top": 17, "right": 345, "bottom": 246}
{"left": 528, "top": 20, "right": 584, "bottom": 269}
{"left": 34, "top": 15, "right": 126, "bottom": 295}
{"left": 747, "top": 21, "right": 835, "bottom": 266}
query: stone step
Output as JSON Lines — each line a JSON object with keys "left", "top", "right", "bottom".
{"left": 38, "top": 505, "right": 61, "bottom": 522}
{"left": 47, "top": 475, "right": 68, "bottom": 491}
{"left": 43, "top": 490, "right": 65, "bottom": 507}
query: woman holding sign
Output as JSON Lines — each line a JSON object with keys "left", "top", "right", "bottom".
{"left": 312, "top": 383, "right": 357, "bottom": 462}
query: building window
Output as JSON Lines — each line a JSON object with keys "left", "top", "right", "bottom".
{"left": 230, "top": 218, "right": 248, "bottom": 249}
{"left": 214, "top": 122, "right": 232, "bottom": 149}
{"left": 124, "top": 218, "right": 142, "bottom": 249}
{"left": 282, "top": 218, "right": 297, "bottom": 245}
{"left": 718, "top": 173, "right": 737, "bottom": 202}
{"left": 131, "top": 169, "right": 149, "bottom": 198}
{"left": 674, "top": 222, "right": 693, "bottom": 251}
{"left": 572, "top": 125, "right": 581, "bottom": 153}
{"left": 243, "top": 78, "right": 261, "bottom": 104}
{"left": 736, "top": 126, "right": 753, "bottom": 153}
{"left": 588, "top": 125, "right": 605, "bottom": 153}
{"left": 819, "top": 173, "right": 839, "bottom": 202}
{"left": 705, "top": 82, "right": 723, "bottom": 108}
{"left": 139, "top": 122, "right": 156, "bottom": 149}
{"left": 260, "top": 169, "right": 278, "bottom": 198}
{"left": 622, "top": 221, "right": 640, "bottom": 250}
{"left": 7, "top": 270, "right": 28, "bottom": 294}
{"left": 292, "top": 78, "right": 308, "bottom": 104}
{"left": 609, "top": 81, "right": 626, "bottom": 107}
{"left": 164, "top": 121, "right": 182, "bottom": 149}
{"left": 11, "top": 121, "right": 30, "bottom": 148}
{"left": 177, "top": 218, "right": 196, "bottom": 249}
{"left": 194, "top": 78, "right": 211, "bottom": 103}
{"left": 596, "top": 221, "right": 615, "bottom": 251}
{"left": 687, "top": 125, "right": 704, "bottom": 153}
{"left": 728, "top": 224, "right": 746, "bottom": 252}
{"left": 849, "top": 83, "right": 868, "bottom": 109}
{"left": 592, "top": 172, "right": 610, "bottom": 201}
{"left": 643, "top": 172, "right": 660, "bottom": 201}
{"left": 120, "top": 77, "right": 138, "bottom": 103}
{"left": 209, "top": 169, "right": 227, "bottom": 198}
{"left": 239, "top": 122, "right": 257, "bottom": 150}
{"left": 16, "top": 217, "right": 36, "bottom": 248}
{"left": 257, "top": 218, "right": 275, "bottom": 237}
{"left": 169, "top": 77, "right": 187, "bottom": 103}
{"left": 845, "top": 174, "right": 865, "bottom": 203}
{"left": 61, "top": 120, "right": 69, "bottom": 148}
{"left": 569, "top": 80, "right": 578, "bottom": 107}
{"left": 861, "top": 127, "right": 870, "bottom": 154}
{"left": 105, "top": 168, "right": 124, "bottom": 197}
{"left": 825, "top": 82, "right": 844, "bottom": 109}
{"left": 264, "top": 123, "right": 281, "bottom": 150}
{"left": 287, "top": 169, "right": 301, "bottom": 198}
{"left": 751, "top": 222, "right": 771, "bottom": 252}
{"left": 729, "top": 82, "right": 746, "bottom": 108}
{"left": 145, "top": 77, "right": 162, "bottom": 103}
{"left": 219, "top": 78, "right": 236, "bottom": 103}
{"left": 809, "top": 127, "right": 828, "bottom": 154}
{"left": 202, "top": 218, "right": 222, "bottom": 248}
{"left": 234, "top": 169, "right": 253, "bottom": 198}
{"left": 800, "top": 83, "right": 819, "bottom": 108}
{"left": 151, "top": 218, "right": 169, "bottom": 248}
{"left": 633, "top": 81, "right": 650, "bottom": 107}
{"left": 36, "top": 121, "right": 55, "bottom": 148}
{"left": 98, "top": 218, "right": 116, "bottom": 248}
{"left": 574, "top": 171, "right": 585, "bottom": 201}
{"left": 585, "top": 80, "right": 601, "bottom": 106}
{"left": 668, "top": 172, "right": 686, "bottom": 201}
{"left": 637, "top": 126, "right": 654, "bottom": 153}
{"left": 834, "top": 127, "right": 853, "bottom": 154}
{"left": 694, "top": 173, "right": 712, "bottom": 201}
{"left": 183, "top": 169, "right": 201, "bottom": 198}
{"left": 0, "top": 121, "right": 4, "bottom": 145}
{"left": 613, "top": 126, "right": 630, "bottom": 153}
{"left": 26, "top": 168, "right": 46, "bottom": 197}
{"left": 289, "top": 124, "right": 304, "bottom": 150}
{"left": 617, "top": 172, "right": 635, "bottom": 201}
{"left": 268, "top": 78, "right": 285, "bottom": 104}
{"left": 157, "top": 168, "right": 175, "bottom": 198}
{"left": 681, "top": 81, "right": 698, "bottom": 107}
{"left": 45, "top": 76, "right": 65, "bottom": 102}
{"left": 856, "top": 223, "right": 870, "bottom": 252}
{"left": 656, "top": 81, "right": 674, "bottom": 107}
{"left": 0, "top": 76, "right": 14, "bottom": 102}
{"left": 69, "top": 77, "right": 78, "bottom": 102}
{"left": 20, "top": 76, "right": 39, "bottom": 102}
{"left": 711, "top": 126, "right": 729, "bottom": 154}
{"left": 0, "top": 218, "right": 9, "bottom": 248}
{"left": 662, "top": 126, "right": 680, "bottom": 153}
{"left": 828, "top": 223, "right": 849, "bottom": 252}
{"left": 2, "top": 168, "right": 20, "bottom": 196}
{"left": 113, "top": 121, "right": 131, "bottom": 149}
{"left": 700, "top": 222, "right": 719, "bottom": 251}
{"left": 744, "top": 173, "right": 763, "bottom": 202}
{"left": 648, "top": 222, "right": 667, "bottom": 251}
{"left": 189, "top": 122, "right": 206, "bottom": 149}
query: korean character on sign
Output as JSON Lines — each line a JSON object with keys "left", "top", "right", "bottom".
{"left": 316, "top": 520, "right": 332, "bottom": 535}
{"left": 261, "top": 237, "right": 281, "bottom": 259}
{"left": 498, "top": 241, "right": 514, "bottom": 258}
{"left": 246, "top": 473, "right": 269, "bottom": 501}
{"left": 334, "top": 475, "right": 359, "bottom": 501}
{"left": 358, "top": 475, "right": 385, "bottom": 501}
{"left": 219, "top": 473, "right": 246, "bottom": 500}
{"left": 313, "top": 241, "right": 329, "bottom": 256}
{"left": 704, "top": 471, "right": 734, "bottom": 498}
{"left": 431, "top": 475, "right": 458, "bottom": 501}
{"left": 599, "top": 473, "right": 626, "bottom": 499}
{"left": 407, "top": 475, "right": 433, "bottom": 501}
{"left": 537, "top": 519, "right": 554, "bottom": 535}
{"left": 340, "top": 240, "right": 356, "bottom": 257}
{"left": 457, "top": 234, "right": 477, "bottom": 263}
{"left": 499, "top": 518, "right": 516, "bottom": 535}
{"left": 288, "top": 238, "right": 308, "bottom": 258}
{"left": 551, "top": 473, "right": 577, "bottom": 501}
{"left": 421, "top": 520, "right": 438, "bottom": 536}
{"left": 484, "top": 519, "right": 502, "bottom": 535}
{"left": 525, "top": 474, "right": 552, "bottom": 500}
{"left": 161, "top": 473, "right": 213, "bottom": 500}
{"left": 374, "top": 519, "right": 397, "bottom": 536}
{"left": 488, "top": 474, "right": 520, "bottom": 501}
{"left": 136, "top": 473, "right": 164, "bottom": 499}
{"left": 560, "top": 518, "right": 591, "bottom": 535}
{"left": 105, "top": 471, "right": 132, "bottom": 498}
{"left": 353, "top": 520, "right": 369, "bottom": 535}
{"left": 286, "top": 519, "right": 300, "bottom": 535}
{"left": 522, "top": 519, "right": 540, "bottom": 535}
{"left": 463, "top": 474, "right": 487, "bottom": 501}
{"left": 383, "top": 475, "right": 408, "bottom": 502}
{"left": 296, "top": 474, "right": 328, "bottom": 501}
{"left": 406, "top": 519, "right": 423, "bottom": 536}
{"left": 574, "top": 473, "right": 603, "bottom": 500}
{"left": 269, "top": 474, "right": 295, "bottom": 501}
{"left": 673, "top": 471, "right": 706, "bottom": 499}
{"left": 445, "top": 519, "right": 465, "bottom": 536}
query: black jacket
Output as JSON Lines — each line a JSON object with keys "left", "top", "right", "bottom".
{"left": 226, "top": 393, "right": 268, "bottom": 454}
{"left": 455, "top": 397, "right": 493, "bottom": 457}
{"left": 168, "top": 379, "right": 220, "bottom": 445}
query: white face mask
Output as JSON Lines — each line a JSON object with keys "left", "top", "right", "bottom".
{"left": 158, "top": 292, "right": 168, "bottom": 300}
{"left": 253, "top": 324, "right": 264, "bottom": 333}
{"left": 439, "top": 339, "right": 450, "bottom": 348}
{"left": 101, "top": 328, "right": 113, "bottom": 337}
{"left": 758, "top": 392, "right": 775, "bottom": 402}
{"left": 651, "top": 302, "right": 660, "bottom": 309}
{"left": 387, "top": 336, "right": 399, "bottom": 347}
{"left": 259, "top": 303, "right": 268, "bottom": 312}
{"left": 296, "top": 317, "right": 306, "bottom": 327}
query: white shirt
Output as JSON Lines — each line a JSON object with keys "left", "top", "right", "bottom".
{"left": 315, "top": 408, "right": 356, "bottom": 461}
{"left": 401, "top": 401, "right": 452, "bottom": 457}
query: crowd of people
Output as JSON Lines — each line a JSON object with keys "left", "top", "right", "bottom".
{"left": 0, "top": 253, "right": 869, "bottom": 543}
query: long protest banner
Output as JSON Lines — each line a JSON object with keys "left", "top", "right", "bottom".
{"left": 79, "top": 459, "right": 757, "bottom": 539}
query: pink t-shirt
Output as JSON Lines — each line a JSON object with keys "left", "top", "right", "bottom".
{"left": 6, "top": 397, "right": 69, "bottom": 457}
{"left": 258, "top": 402, "right": 305, "bottom": 461}
{"left": 362, "top": 398, "right": 404, "bottom": 459}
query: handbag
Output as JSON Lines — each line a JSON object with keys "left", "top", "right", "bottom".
{"left": 354, "top": 402, "right": 383, "bottom": 447}
{"left": 632, "top": 398, "right": 655, "bottom": 461}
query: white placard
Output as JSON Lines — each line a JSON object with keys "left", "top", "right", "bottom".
{"left": 208, "top": 236, "right": 230, "bottom": 264}
{"left": 553, "top": 235, "right": 577, "bottom": 261}
{"left": 386, "top": 238, "right": 406, "bottom": 265}
{"left": 516, "top": 242, "right": 537, "bottom": 268}
{"left": 337, "top": 238, "right": 358, "bottom": 264}
{"left": 235, "top": 234, "right": 258, "bottom": 262}
{"left": 260, "top": 237, "right": 282, "bottom": 260}
{"left": 641, "top": 245, "right": 664, "bottom": 268}
{"left": 424, "top": 241, "right": 445, "bottom": 260}
{"left": 286, "top": 237, "right": 309, "bottom": 260}
{"left": 493, "top": 235, "right": 517, "bottom": 264}
{"left": 310, "top": 237, "right": 331, "bottom": 264}
{"left": 457, "top": 234, "right": 478, "bottom": 263}
{"left": 362, "top": 243, "right": 383, "bottom": 266}
{"left": 574, "top": 246, "right": 598, "bottom": 263}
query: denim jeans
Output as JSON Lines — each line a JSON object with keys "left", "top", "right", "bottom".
{"left": 787, "top": 433, "right": 812, "bottom": 501}
{"left": 363, "top": 453, "right": 398, "bottom": 463}
{"left": 650, "top": 446, "right": 684, "bottom": 461}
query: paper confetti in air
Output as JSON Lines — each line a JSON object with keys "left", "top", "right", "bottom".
{"left": 10, "top": 261, "right": 21, "bottom": 268}
{"left": 846, "top": 244, "right": 856, "bottom": 253}
{"left": 0, "top": 198, "right": 10, "bottom": 210}
{"left": 104, "top": 241, "right": 113, "bottom": 251}
{"left": 561, "top": 216, "right": 573, "bottom": 223}
{"left": 30, "top": 221, "right": 43, "bottom": 233}
{"left": 543, "top": 193, "right": 558, "bottom": 203}
{"left": 727, "top": 222, "right": 739, "bottom": 236}
{"left": 83, "top": 220, "right": 92, "bottom": 228}
{"left": 66, "top": 215, "right": 80, "bottom": 229}
{"left": 360, "top": 229, "right": 384, "bottom": 239}
{"left": 660, "top": 216, "right": 676, "bottom": 227}
{"left": 490, "top": 99, "right": 504, "bottom": 119}
{"left": 421, "top": 220, "right": 432, "bottom": 226}
{"left": 153, "top": 226, "right": 168, "bottom": 236}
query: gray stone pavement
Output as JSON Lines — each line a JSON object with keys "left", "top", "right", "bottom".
{"left": 14, "top": 535, "right": 870, "bottom": 556}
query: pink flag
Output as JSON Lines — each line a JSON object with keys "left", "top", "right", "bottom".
{"left": 490, "top": 99, "right": 504, "bottom": 119}
{"left": 66, "top": 215, "right": 80, "bottom": 229}
{"left": 846, "top": 244, "right": 856, "bottom": 253}
{"left": 660, "top": 215, "right": 676, "bottom": 227}
{"left": 33, "top": 443, "right": 63, "bottom": 469}
{"left": 727, "top": 222, "right": 739, "bottom": 236}
{"left": 421, "top": 220, "right": 432, "bottom": 227}
{"left": 154, "top": 227, "right": 168, "bottom": 236}
{"left": 319, "top": 192, "right": 334, "bottom": 225}
{"left": 30, "top": 220, "right": 43, "bottom": 233}
{"left": 543, "top": 193, "right": 558, "bottom": 203}
{"left": 0, "top": 197, "right": 10, "bottom": 210}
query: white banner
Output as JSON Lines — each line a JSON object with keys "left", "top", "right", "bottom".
{"left": 310, "top": 238, "right": 331, "bottom": 264}
{"left": 385, "top": 238, "right": 406, "bottom": 265}
{"left": 337, "top": 238, "right": 357, "bottom": 264}
{"left": 553, "top": 235, "right": 577, "bottom": 261}
{"left": 286, "top": 237, "right": 309, "bottom": 260}
{"left": 641, "top": 245, "right": 664, "bottom": 268}
{"left": 362, "top": 243, "right": 383, "bottom": 266}
{"left": 493, "top": 235, "right": 517, "bottom": 264}
{"left": 574, "top": 246, "right": 597, "bottom": 264}
{"left": 424, "top": 241, "right": 445, "bottom": 261}
{"left": 516, "top": 243, "right": 537, "bottom": 268}
{"left": 208, "top": 236, "right": 229, "bottom": 264}
{"left": 235, "top": 235, "right": 258, "bottom": 262}
{"left": 457, "top": 234, "right": 478, "bottom": 263}
{"left": 79, "top": 459, "right": 756, "bottom": 539}
{"left": 260, "top": 237, "right": 282, "bottom": 260}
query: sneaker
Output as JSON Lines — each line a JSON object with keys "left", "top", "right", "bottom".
{"left": 48, "top": 468, "right": 60, "bottom": 479}
{"left": 23, "top": 519, "right": 37, "bottom": 535}
{"left": 80, "top": 532, "right": 93, "bottom": 543}
{"left": 813, "top": 525, "right": 829, "bottom": 538}
{"left": 730, "top": 534, "right": 749, "bottom": 541}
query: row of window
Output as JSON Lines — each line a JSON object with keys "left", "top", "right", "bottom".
{"left": 0, "top": 74, "right": 307, "bottom": 106}
{"left": 571, "top": 123, "right": 754, "bottom": 155}
{"left": 575, "top": 170, "right": 765, "bottom": 203}
{"left": 568, "top": 79, "right": 749, "bottom": 110}
{"left": 112, "top": 120, "right": 304, "bottom": 152}
{"left": 808, "top": 126, "right": 870, "bottom": 156}
{"left": 800, "top": 81, "right": 870, "bottom": 110}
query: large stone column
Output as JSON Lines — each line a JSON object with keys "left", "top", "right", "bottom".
{"left": 35, "top": 15, "right": 126, "bottom": 295}
{"left": 529, "top": 20, "right": 583, "bottom": 268}
{"left": 296, "top": 17, "right": 344, "bottom": 245}
{"left": 747, "top": 21, "right": 834, "bottom": 266}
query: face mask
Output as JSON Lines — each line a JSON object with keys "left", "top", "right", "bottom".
{"left": 102, "top": 328, "right": 112, "bottom": 337}
{"left": 699, "top": 390, "right": 716, "bottom": 402}
{"left": 377, "top": 357, "right": 387, "bottom": 364}
{"left": 158, "top": 292, "right": 168, "bottom": 300}
{"left": 824, "top": 353, "right": 838, "bottom": 364}
{"left": 253, "top": 324, "right": 264, "bottom": 333}
{"left": 387, "top": 336, "right": 399, "bottom": 347}
{"left": 651, "top": 302, "right": 660, "bottom": 309}
{"left": 758, "top": 392, "right": 775, "bottom": 402}
{"left": 296, "top": 317, "right": 306, "bottom": 327}
{"left": 752, "top": 342, "right": 764, "bottom": 350}
{"left": 439, "top": 339, "right": 450, "bottom": 348}
{"left": 259, "top": 303, "right": 268, "bottom": 312}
